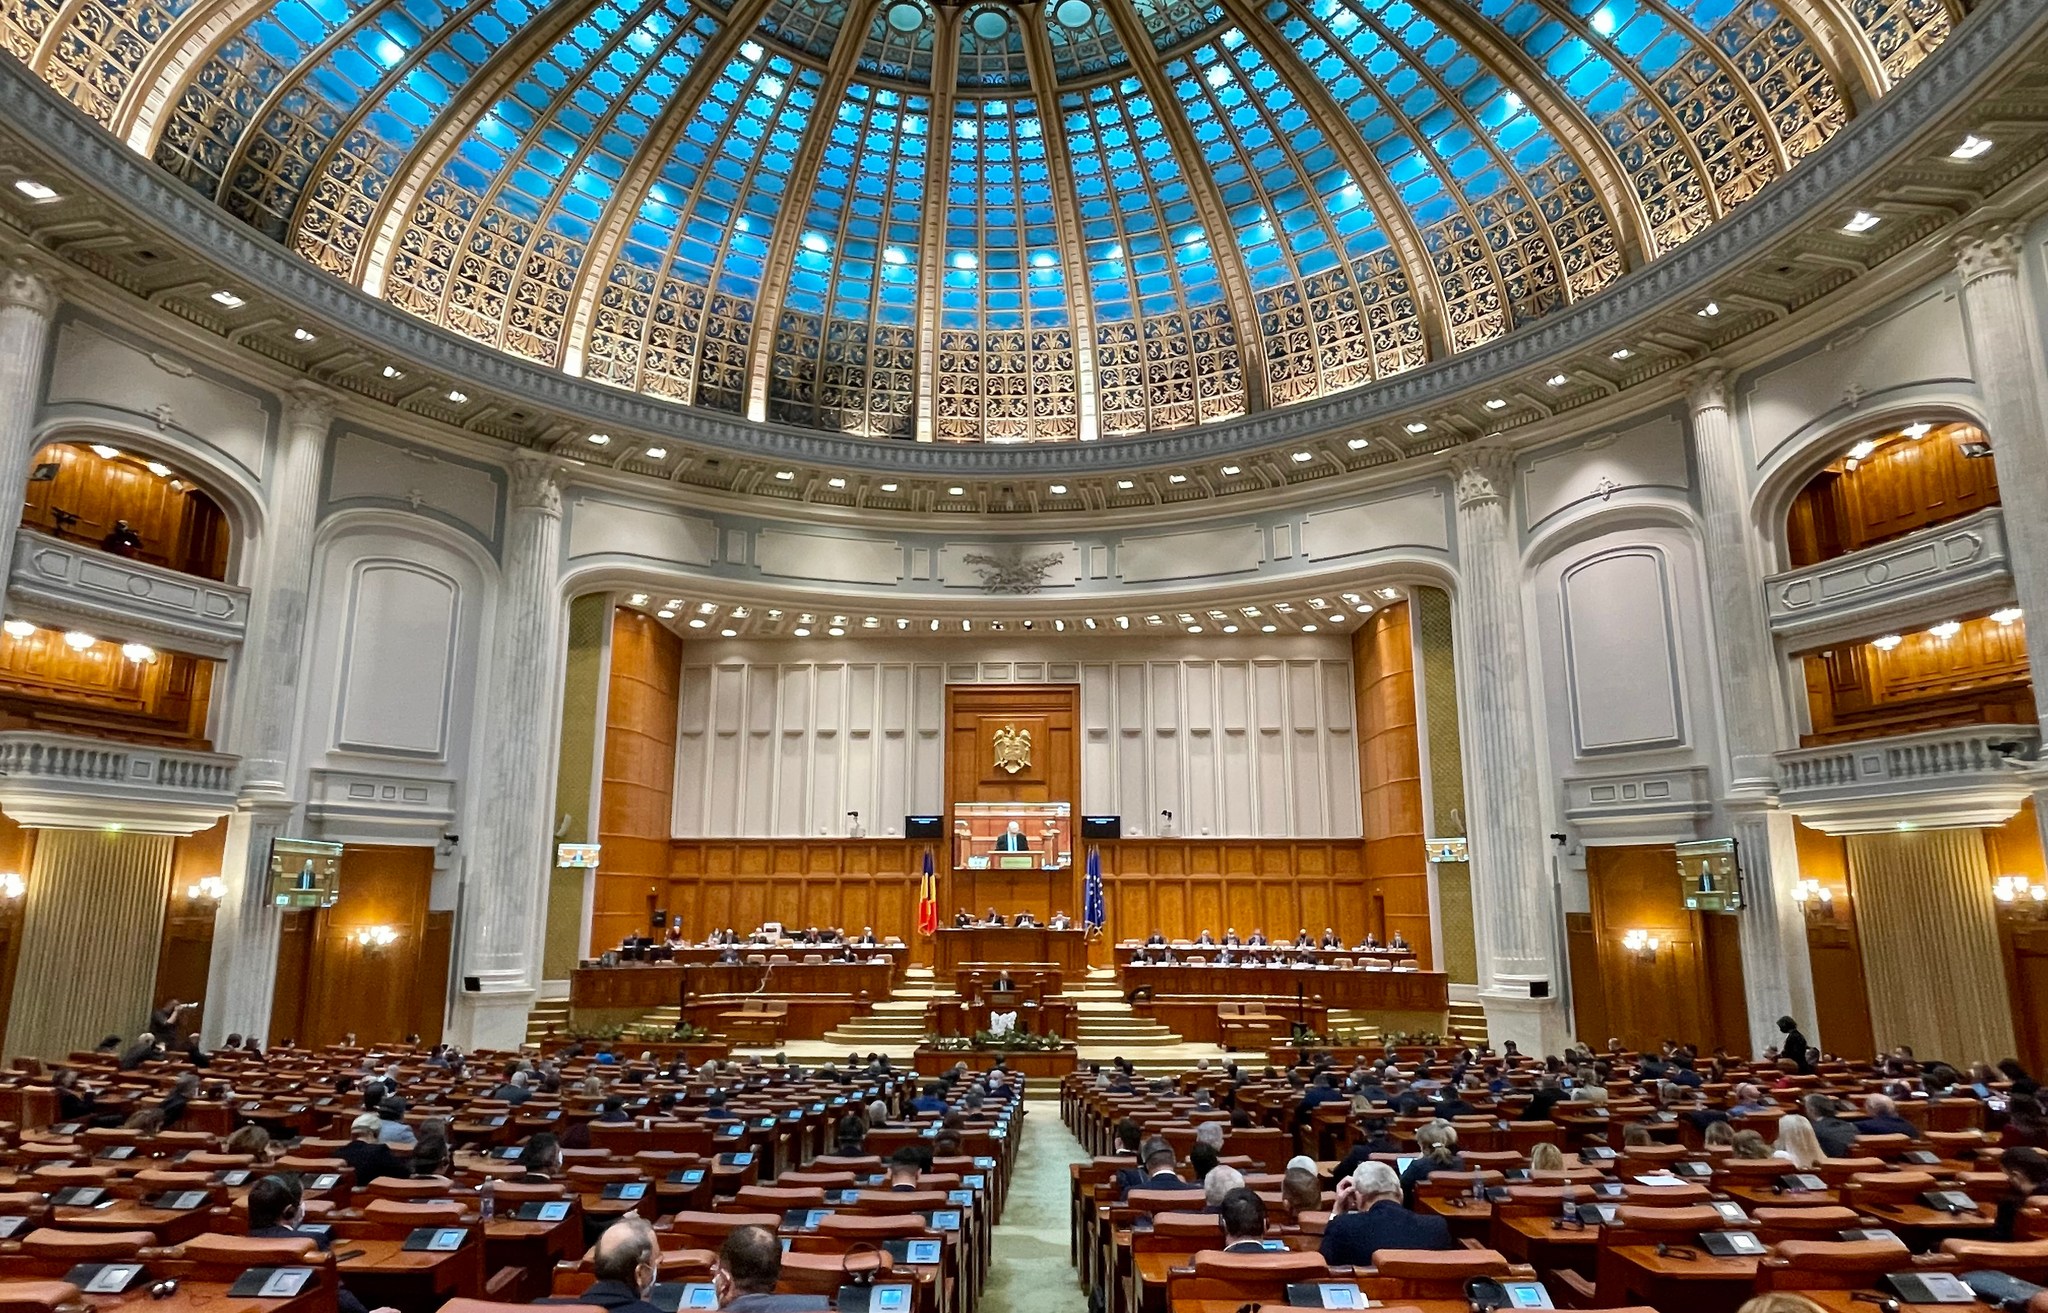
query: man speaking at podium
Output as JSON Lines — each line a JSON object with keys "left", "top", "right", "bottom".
{"left": 993, "top": 821, "right": 1030, "bottom": 852}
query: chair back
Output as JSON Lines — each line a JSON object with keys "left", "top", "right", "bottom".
{"left": 0, "top": 1280, "right": 83, "bottom": 1312}
{"left": 1938, "top": 1238, "right": 2048, "bottom": 1285}
{"left": 1176, "top": 1250, "right": 1331, "bottom": 1302}
{"left": 775, "top": 1248, "right": 896, "bottom": 1295}
{"left": 664, "top": 1210, "right": 781, "bottom": 1247}
{"left": 1755, "top": 1238, "right": 1914, "bottom": 1290}
{"left": 1368, "top": 1248, "right": 1512, "bottom": 1298}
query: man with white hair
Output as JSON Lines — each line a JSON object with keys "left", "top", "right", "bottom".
{"left": 1855, "top": 1092, "right": 1921, "bottom": 1139}
{"left": 1318, "top": 1160, "right": 1454, "bottom": 1265}
{"left": 1203, "top": 1163, "right": 1246, "bottom": 1211}
{"left": 1194, "top": 1120, "right": 1226, "bottom": 1152}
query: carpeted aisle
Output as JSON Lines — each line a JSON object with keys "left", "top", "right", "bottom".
{"left": 984, "top": 1099, "right": 1092, "bottom": 1312}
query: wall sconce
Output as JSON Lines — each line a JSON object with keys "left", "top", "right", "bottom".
{"left": 1621, "top": 928, "right": 1661, "bottom": 962}
{"left": 0, "top": 872, "right": 23, "bottom": 900}
{"left": 186, "top": 874, "right": 225, "bottom": 904}
{"left": 1791, "top": 878, "right": 1836, "bottom": 919}
{"left": 353, "top": 925, "right": 399, "bottom": 950}
{"left": 1993, "top": 875, "right": 2047, "bottom": 918}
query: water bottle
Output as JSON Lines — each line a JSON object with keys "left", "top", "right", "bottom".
{"left": 478, "top": 1177, "right": 495, "bottom": 1223}
{"left": 1559, "top": 1179, "right": 1576, "bottom": 1223}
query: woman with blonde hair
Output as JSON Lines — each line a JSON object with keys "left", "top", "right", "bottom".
{"left": 1773, "top": 1113, "right": 1825, "bottom": 1169}
{"left": 1528, "top": 1142, "right": 1565, "bottom": 1173}
{"left": 1399, "top": 1119, "right": 1463, "bottom": 1205}
{"left": 1731, "top": 1129, "right": 1771, "bottom": 1159}
{"left": 1738, "top": 1295, "right": 1828, "bottom": 1313}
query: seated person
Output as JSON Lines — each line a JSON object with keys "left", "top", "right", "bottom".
{"left": 1855, "top": 1092, "right": 1920, "bottom": 1139}
{"left": 662, "top": 925, "right": 685, "bottom": 950}
{"left": 1195, "top": 929, "right": 1215, "bottom": 946}
{"left": 1049, "top": 910, "right": 1072, "bottom": 929}
{"left": 1320, "top": 1161, "right": 1454, "bottom": 1265}
{"left": 247, "top": 1176, "right": 374, "bottom": 1313}
{"left": 1146, "top": 929, "right": 1167, "bottom": 946}
{"left": 1223, "top": 927, "right": 1241, "bottom": 946}
{"left": 1217, "top": 1187, "right": 1270, "bottom": 1252}
{"left": 854, "top": 925, "right": 877, "bottom": 945}
{"left": 710, "top": 1223, "right": 829, "bottom": 1313}
{"left": 1294, "top": 928, "right": 1312, "bottom": 947}
{"left": 1390, "top": 931, "right": 1411, "bottom": 951}
{"left": 717, "top": 943, "right": 741, "bottom": 964}
{"left": 953, "top": 908, "right": 974, "bottom": 928}
{"left": 984, "top": 906, "right": 1007, "bottom": 926}
{"left": 1247, "top": 928, "right": 1268, "bottom": 946}
{"left": 912, "top": 1082, "right": 948, "bottom": 1115}
{"left": 1214, "top": 946, "right": 1235, "bottom": 966}
{"left": 1123, "top": 1136, "right": 1202, "bottom": 1198}
{"left": 1319, "top": 926, "right": 1341, "bottom": 948}
{"left": 1357, "top": 931, "right": 1381, "bottom": 950}
{"left": 1994, "top": 1146, "right": 2048, "bottom": 1240}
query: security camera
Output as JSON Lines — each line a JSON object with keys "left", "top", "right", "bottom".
{"left": 1549, "top": 832, "right": 1568, "bottom": 844}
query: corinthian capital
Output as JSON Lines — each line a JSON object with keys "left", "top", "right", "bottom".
{"left": 509, "top": 453, "right": 564, "bottom": 516}
{"left": 281, "top": 381, "right": 337, "bottom": 435}
{"left": 1448, "top": 440, "right": 1516, "bottom": 511}
{"left": 1954, "top": 225, "right": 2022, "bottom": 286}
{"left": 0, "top": 258, "right": 57, "bottom": 317}
{"left": 1685, "top": 360, "right": 1730, "bottom": 417}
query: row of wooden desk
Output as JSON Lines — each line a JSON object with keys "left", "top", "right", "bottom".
{"left": 934, "top": 926, "right": 1090, "bottom": 974}
{"left": 570, "top": 960, "right": 894, "bottom": 1011}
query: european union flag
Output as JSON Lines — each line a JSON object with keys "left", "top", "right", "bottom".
{"left": 1083, "top": 846, "right": 1105, "bottom": 933}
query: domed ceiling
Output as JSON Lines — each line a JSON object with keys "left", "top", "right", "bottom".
{"left": 3, "top": 0, "right": 1947, "bottom": 443}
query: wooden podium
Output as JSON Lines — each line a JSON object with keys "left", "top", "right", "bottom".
{"left": 933, "top": 925, "right": 1089, "bottom": 975}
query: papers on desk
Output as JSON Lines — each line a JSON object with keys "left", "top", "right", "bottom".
{"left": 1630, "top": 1173, "right": 1687, "bottom": 1187}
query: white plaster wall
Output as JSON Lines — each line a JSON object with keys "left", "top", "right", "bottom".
{"left": 674, "top": 635, "right": 1360, "bottom": 839}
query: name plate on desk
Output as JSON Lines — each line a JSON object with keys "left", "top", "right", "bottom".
{"left": 230, "top": 1267, "right": 316, "bottom": 1298}
{"left": 151, "top": 1191, "right": 211, "bottom": 1211}
{"left": 516, "top": 1201, "right": 572, "bottom": 1222}
{"left": 1286, "top": 1284, "right": 1367, "bottom": 1309}
{"left": 402, "top": 1227, "right": 469, "bottom": 1252}
{"left": 667, "top": 1170, "right": 707, "bottom": 1185}
{"left": 995, "top": 854, "right": 1035, "bottom": 869}
{"left": 66, "top": 1264, "right": 146, "bottom": 1294}
{"left": 652, "top": 1282, "right": 720, "bottom": 1311}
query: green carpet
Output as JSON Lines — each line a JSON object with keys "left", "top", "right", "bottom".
{"left": 984, "top": 1100, "right": 1092, "bottom": 1312}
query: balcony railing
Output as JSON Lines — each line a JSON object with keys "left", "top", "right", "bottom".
{"left": 8, "top": 529, "right": 250, "bottom": 658}
{"left": 1763, "top": 508, "right": 2012, "bottom": 649}
{"left": 0, "top": 730, "right": 238, "bottom": 834}
{"left": 1776, "top": 723, "right": 2039, "bottom": 834}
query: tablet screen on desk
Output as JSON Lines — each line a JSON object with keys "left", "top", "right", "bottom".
{"left": 1394, "top": 1155, "right": 1419, "bottom": 1174}
{"left": 51, "top": 1187, "right": 106, "bottom": 1208}
{"left": 720, "top": 1124, "right": 745, "bottom": 1138}
{"left": 309, "top": 1173, "right": 343, "bottom": 1191}
{"left": 719, "top": 1152, "right": 753, "bottom": 1166}
{"left": 669, "top": 1169, "right": 706, "bottom": 1185}
{"left": 518, "top": 1201, "right": 572, "bottom": 1222}
{"left": 1503, "top": 1281, "right": 1554, "bottom": 1308}
{"left": 153, "top": 1191, "right": 210, "bottom": 1211}
{"left": 216, "top": 1170, "right": 252, "bottom": 1186}
{"left": 652, "top": 1281, "right": 719, "bottom": 1311}
{"left": 70, "top": 1263, "right": 145, "bottom": 1295}
{"left": 948, "top": 1190, "right": 974, "bottom": 1207}
{"left": 229, "top": 1267, "right": 315, "bottom": 1298}
{"left": 1713, "top": 1202, "right": 1749, "bottom": 1224}
{"left": 603, "top": 1182, "right": 647, "bottom": 1201}
{"left": 97, "top": 1145, "right": 135, "bottom": 1161}
{"left": 904, "top": 1239, "right": 942, "bottom": 1265}
{"left": 0, "top": 1217, "right": 26, "bottom": 1239}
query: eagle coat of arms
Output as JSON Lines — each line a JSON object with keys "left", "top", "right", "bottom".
{"left": 991, "top": 723, "right": 1031, "bottom": 774}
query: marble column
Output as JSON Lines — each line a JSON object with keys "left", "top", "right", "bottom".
{"left": 1686, "top": 364, "right": 1817, "bottom": 1054}
{"left": 1952, "top": 227, "right": 2048, "bottom": 869}
{"left": 0, "top": 261, "right": 58, "bottom": 550}
{"left": 201, "top": 383, "right": 333, "bottom": 1045}
{"left": 450, "top": 454, "right": 566, "bottom": 1049}
{"left": 1449, "top": 442, "right": 1569, "bottom": 1056}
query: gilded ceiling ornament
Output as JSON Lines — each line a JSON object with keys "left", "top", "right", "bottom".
{"left": 991, "top": 723, "right": 1031, "bottom": 775}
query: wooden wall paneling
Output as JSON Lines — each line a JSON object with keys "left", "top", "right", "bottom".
{"left": 268, "top": 913, "right": 312, "bottom": 1046}
{"left": 0, "top": 817, "right": 35, "bottom": 1048}
{"left": 1354, "top": 605, "right": 1433, "bottom": 966}
{"left": 154, "top": 820, "right": 227, "bottom": 1016}
{"left": 668, "top": 840, "right": 929, "bottom": 963}
{"left": 1565, "top": 911, "right": 1607, "bottom": 1045}
{"left": 1785, "top": 423, "right": 2000, "bottom": 568}
{"left": 594, "top": 610, "right": 681, "bottom": 950}
{"left": 297, "top": 845, "right": 438, "bottom": 1047}
{"left": 412, "top": 910, "right": 454, "bottom": 1046}
{"left": 945, "top": 684, "right": 1081, "bottom": 808}
{"left": 1987, "top": 803, "right": 2048, "bottom": 1074}
{"left": 1584, "top": 845, "right": 1742, "bottom": 1052}
{"left": 0, "top": 628, "right": 216, "bottom": 748}
{"left": 23, "top": 441, "right": 232, "bottom": 580}
{"left": 1801, "top": 613, "right": 2033, "bottom": 745}
{"left": 1091, "top": 839, "right": 1373, "bottom": 963}
{"left": 1701, "top": 912, "right": 1752, "bottom": 1056}
{"left": 1794, "top": 821, "right": 1874, "bottom": 1058}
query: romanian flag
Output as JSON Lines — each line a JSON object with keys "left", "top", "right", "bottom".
{"left": 916, "top": 847, "right": 939, "bottom": 937}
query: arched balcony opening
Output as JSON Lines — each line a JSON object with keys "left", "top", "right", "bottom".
{"left": 1784, "top": 418, "right": 1998, "bottom": 569}
{"left": 21, "top": 440, "right": 233, "bottom": 582}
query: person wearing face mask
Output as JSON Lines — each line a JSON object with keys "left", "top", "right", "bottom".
{"left": 713, "top": 1225, "right": 830, "bottom": 1311}
{"left": 246, "top": 1176, "right": 393, "bottom": 1313}
{"left": 546, "top": 1218, "right": 664, "bottom": 1311}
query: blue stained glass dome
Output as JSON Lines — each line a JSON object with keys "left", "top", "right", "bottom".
{"left": 1, "top": 0, "right": 1949, "bottom": 441}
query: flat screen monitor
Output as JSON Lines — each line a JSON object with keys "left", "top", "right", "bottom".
{"left": 1080, "top": 815, "right": 1120, "bottom": 839}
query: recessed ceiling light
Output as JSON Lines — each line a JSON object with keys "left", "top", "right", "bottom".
{"left": 879, "top": 482, "right": 898, "bottom": 492}
{"left": 775, "top": 470, "right": 795, "bottom": 480}
{"left": 1291, "top": 451, "right": 1313, "bottom": 463}
{"left": 1842, "top": 210, "right": 1882, "bottom": 234}
{"left": 720, "top": 628, "right": 737, "bottom": 637}
{"left": 209, "top": 290, "right": 245, "bottom": 309}
{"left": 1484, "top": 398, "right": 1507, "bottom": 410}
{"left": 587, "top": 433, "right": 610, "bottom": 446}
{"left": 1951, "top": 134, "right": 1993, "bottom": 160}
{"left": 1341, "top": 593, "right": 1362, "bottom": 605}
{"left": 1083, "top": 618, "right": 1097, "bottom": 630}
{"left": 1222, "top": 624, "right": 1238, "bottom": 633}
{"left": 1116, "top": 479, "right": 1134, "bottom": 490}
{"left": 1610, "top": 347, "right": 1633, "bottom": 360}
{"left": 1221, "top": 464, "right": 1241, "bottom": 476}
{"left": 644, "top": 446, "right": 667, "bottom": 459}
{"left": 1301, "top": 623, "right": 1319, "bottom": 633}
{"left": 1992, "top": 607, "right": 2022, "bottom": 624}
{"left": 62, "top": 630, "right": 94, "bottom": 650}
{"left": 446, "top": 390, "right": 468, "bottom": 403}
{"left": 382, "top": 365, "right": 404, "bottom": 379}
{"left": 1696, "top": 301, "right": 1719, "bottom": 318}
{"left": 828, "top": 477, "right": 846, "bottom": 488}
{"left": 144, "top": 461, "right": 171, "bottom": 478}
{"left": 793, "top": 627, "right": 810, "bottom": 637}
{"left": 829, "top": 626, "right": 846, "bottom": 636}
{"left": 1848, "top": 439, "right": 1878, "bottom": 460}
{"left": 1053, "top": 619, "right": 1065, "bottom": 632}
{"left": 1168, "top": 474, "right": 1187, "bottom": 484}
{"left": 948, "top": 486, "right": 965, "bottom": 496}
{"left": 1347, "top": 437, "right": 1369, "bottom": 449}
{"left": 1049, "top": 483, "right": 1067, "bottom": 494}
{"left": 1930, "top": 620, "right": 1961, "bottom": 639}
{"left": 1114, "top": 616, "right": 1129, "bottom": 629}
{"left": 628, "top": 593, "right": 649, "bottom": 606}
{"left": 685, "top": 617, "right": 703, "bottom": 627}
{"left": 1546, "top": 373, "right": 1567, "bottom": 387}
{"left": 1329, "top": 614, "right": 1346, "bottom": 623}
{"left": 12, "top": 179, "right": 58, "bottom": 202}
{"left": 1404, "top": 421, "right": 1429, "bottom": 434}
{"left": 89, "top": 444, "right": 120, "bottom": 460}
{"left": 1873, "top": 634, "right": 1902, "bottom": 650}
{"left": 292, "top": 328, "right": 317, "bottom": 342}
{"left": 1188, "top": 625, "right": 1203, "bottom": 633}
{"left": 1260, "top": 624, "right": 1277, "bottom": 633}
{"left": 1900, "top": 422, "right": 1931, "bottom": 439}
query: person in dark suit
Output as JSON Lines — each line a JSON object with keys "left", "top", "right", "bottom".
{"left": 1777, "top": 1015, "right": 1814, "bottom": 1074}
{"left": 1223, "top": 928, "right": 1240, "bottom": 947}
{"left": 247, "top": 1176, "right": 378, "bottom": 1313}
{"left": 1320, "top": 1161, "right": 1455, "bottom": 1266}
{"left": 1523, "top": 1076, "right": 1568, "bottom": 1124}
{"left": 1122, "top": 1137, "right": 1203, "bottom": 1199}
{"left": 1247, "top": 928, "right": 1267, "bottom": 946}
{"left": 545, "top": 1218, "right": 668, "bottom": 1312}
{"left": 1319, "top": 927, "right": 1341, "bottom": 949}
{"left": 1854, "top": 1093, "right": 1921, "bottom": 1139}
{"left": 1217, "top": 1188, "right": 1272, "bottom": 1252}
{"left": 1146, "top": 930, "right": 1166, "bottom": 946}
{"left": 993, "top": 822, "right": 1030, "bottom": 852}
{"left": 709, "top": 1224, "right": 831, "bottom": 1312}
{"left": 339, "top": 1112, "right": 407, "bottom": 1188}
{"left": 984, "top": 907, "right": 1008, "bottom": 926}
